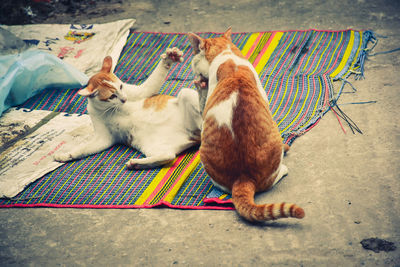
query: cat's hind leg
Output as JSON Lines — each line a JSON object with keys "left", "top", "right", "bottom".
{"left": 272, "top": 164, "right": 289, "bottom": 187}
{"left": 271, "top": 147, "right": 289, "bottom": 187}
{"left": 126, "top": 153, "right": 176, "bottom": 170}
{"left": 177, "top": 88, "right": 202, "bottom": 139}
{"left": 126, "top": 139, "right": 197, "bottom": 170}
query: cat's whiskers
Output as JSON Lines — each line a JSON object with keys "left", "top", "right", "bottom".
{"left": 100, "top": 103, "right": 119, "bottom": 117}
{"left": 110, "top": 104, "right": 120, "bottom": 116}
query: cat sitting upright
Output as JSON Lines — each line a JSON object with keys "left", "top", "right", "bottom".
{"left": 188, "top": 29, "right": 305, "bottom": 222}
{"left": 54, "top": 47, "right": 202, "bottom": 169}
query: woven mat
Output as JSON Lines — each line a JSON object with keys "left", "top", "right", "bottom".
{"left": 0, "top": 30, "right": 374, "bottom": 208}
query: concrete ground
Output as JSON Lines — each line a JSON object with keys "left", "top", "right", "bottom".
{"left": 1, "top": 0, "right": 399, "bottom": 266}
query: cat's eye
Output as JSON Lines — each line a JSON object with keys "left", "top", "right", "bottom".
{"left": 109, "top": 94, "right": 117, "bottom": 100}
{"left": 120, "top": 84, "right": 123, "bottom": 90}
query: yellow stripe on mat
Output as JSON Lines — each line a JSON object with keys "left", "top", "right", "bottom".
{"left": 330, "top": 30, "right": 355, "bottom": 78}
{"left": 254, "top": 32, "right": 284, "bottom": 74}
{"left": 344, "top": 31, "right": 363, "bottom": 77}
{"left": 219, "top": 194, "right": 228, "bottom": 200}
{"left": 241, "top": 33, "right": 261, "bottom": 58}
{"left": 163, "top": 153, "right": 201, "bottom": 203}
{"left": 133, "top": 159, "right": 178, "bottom": 205}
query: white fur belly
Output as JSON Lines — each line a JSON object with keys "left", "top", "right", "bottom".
{"left": 130, "top": 101, "right": 190, "bottom": 152}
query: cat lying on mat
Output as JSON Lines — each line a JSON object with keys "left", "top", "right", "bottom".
{"left": 188, "top": 28, "right": 305, "bottom": 222}
{"left": 54, "top": 47, "right": 202, "bottom": 169}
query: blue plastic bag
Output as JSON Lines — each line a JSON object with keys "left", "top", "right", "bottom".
{"left": 0, "top": 50, "right": 88, "bottom": 116}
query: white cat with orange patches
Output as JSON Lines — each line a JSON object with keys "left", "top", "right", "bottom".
{"left": 54, "top": 48, "right": 202, "bottom": 169}
{"left": 188, "top": 29, "right": 305, "bottom": 222}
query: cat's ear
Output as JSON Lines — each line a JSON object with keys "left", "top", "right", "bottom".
{"left": 101, "top": 56, "right": 113, "bottom": 73}
{"left": 187, "top": 33, "right": 204, "bottom": 54}
{"left": 78, "top": 86, "right": 98, "bottom": 97}
{"left": 224, "top": 27, "right": 232, "bottom": 41}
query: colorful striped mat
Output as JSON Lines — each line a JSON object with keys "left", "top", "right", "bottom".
{"left": 0, "top": 29, "right": 375, "bottom": 209}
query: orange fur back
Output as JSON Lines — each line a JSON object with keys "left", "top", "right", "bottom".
{"left": 196, "top": 30, "right": 304, "bottom": 222}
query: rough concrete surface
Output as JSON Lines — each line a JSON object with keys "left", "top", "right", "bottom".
{"left": 1, "top": 0, "right": 400, "bottom": 266}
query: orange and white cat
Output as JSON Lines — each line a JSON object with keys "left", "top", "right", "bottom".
{"left": 54, "top": 48, "right": 202, "bottom": 169}
{"left": 188, "top": 29, "right": 305, "bottom": 222}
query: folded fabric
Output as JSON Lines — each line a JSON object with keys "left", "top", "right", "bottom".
{"left": 0, "top": 108, "right": 92, "bottom": 198}
{"left": 0, "top": 50, "right": 88, "bottom": 116}
{"left": 2, "top": 19, "right": 136, "bottom": 76}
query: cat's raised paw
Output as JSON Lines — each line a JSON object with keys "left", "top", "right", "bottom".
{"left": 161, "top": 47, "right": 184, "bottom": 68}
{"left": 53, "top": 152, "right": 73, "bottom": 162}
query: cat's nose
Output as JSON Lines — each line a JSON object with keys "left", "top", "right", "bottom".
{"left": 120, "top": 97, "right": 127, "bottom": 103}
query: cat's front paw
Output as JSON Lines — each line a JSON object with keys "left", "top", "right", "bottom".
{"left": 194, "top": 79, "right": 208, "bottom": 90}
{"left": 161, "top": 47, "right": 184, "bottom": 68}
{"left": 53, "top": 152, "right": 74, "bottom": 163}
{"left": 126, "top": 159, "right": 141, "bottom": 170}
{"left": 194, "top": 74, "right": 208, "bottom": 90}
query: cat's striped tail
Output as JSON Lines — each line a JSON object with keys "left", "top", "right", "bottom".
{"left": 231, "top": 179, "right": 305, "bottom": 222}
